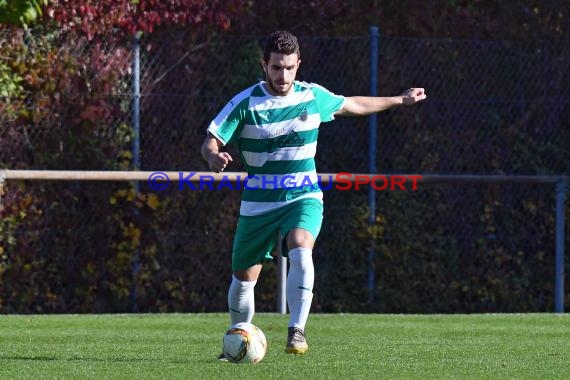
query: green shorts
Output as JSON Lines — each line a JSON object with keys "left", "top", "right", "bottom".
{"left": 231, "top": 198, "right": 323, "bottom": 271}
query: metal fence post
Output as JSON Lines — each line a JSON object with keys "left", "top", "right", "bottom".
{"left": 367, "top": 26, "right": 379, "bottom": 303}
{"left": 277, "top": 233, "right": 287, "bottom": 314}
{"left": 131, "top": 32, "right": 142, "bottom": 312}
{"left": 132, "top": 33, "right": 141, "bottom": 172}
{"left": 554, "top": 178, "right": 567, "bottom": 313}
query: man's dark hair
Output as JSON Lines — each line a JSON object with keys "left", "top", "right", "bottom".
{"left": 263, "top": 30, "right": 300, "bottom": 62}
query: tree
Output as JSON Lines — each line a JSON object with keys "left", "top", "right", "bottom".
{"left": 42, "top": 0, "right": 250, "bottom": 40}
{"left": 0, "top": 0, "right": 48, "bottom": 27}
{"left": 227, "top": 0, "right": 568, "bottom": 42}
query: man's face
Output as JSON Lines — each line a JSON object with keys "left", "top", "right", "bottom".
{"left": 262, "top": 52, "right": 301, "bottom": 96}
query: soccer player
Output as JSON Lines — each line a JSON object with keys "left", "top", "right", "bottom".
{"left": 201, "top": 30, "right": 426, "bottom": 357}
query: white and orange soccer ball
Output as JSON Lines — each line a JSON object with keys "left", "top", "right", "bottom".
{"left": 222, "top": 322, "right": 267, "bottom": 364}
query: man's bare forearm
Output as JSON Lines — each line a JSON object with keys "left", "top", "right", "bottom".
{"left": 201, "top": 135, "right": 220, "bottom": 162}
{"left": 338, "top": 96, "right": 404, "bottom": 116}
{"left": 335, "top": 88, "right": 427, "bottom": 117}
{"left": 201, "top": 134, "right": 233, "bottom": 172}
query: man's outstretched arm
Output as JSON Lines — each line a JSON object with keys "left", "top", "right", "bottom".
{"left": 335, "top": 87, "right": 427, "bottom": 117}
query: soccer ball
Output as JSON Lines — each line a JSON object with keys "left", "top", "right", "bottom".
{"left": 222, "top": 322, "right": 267, "bottom": 364}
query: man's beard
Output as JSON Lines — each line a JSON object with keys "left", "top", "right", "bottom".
{"left": 266, "top": 74, "right": 292, "bottom": 96}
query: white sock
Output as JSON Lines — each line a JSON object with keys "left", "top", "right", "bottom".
{"left": 227, "top": 275, "right": 257, "bottom": 325}
{"left": 286, "top": 247, "right": 314, "bottom": 330}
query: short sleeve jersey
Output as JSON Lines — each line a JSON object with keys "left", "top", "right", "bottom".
{"left": 207, "top": 81, "right": 345, "bottom": 216}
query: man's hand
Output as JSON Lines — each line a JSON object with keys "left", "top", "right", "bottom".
{"left": 206, "top": 152, "right": 233, "bottom": 173}
{"left": 201, "top": 133, "right": 233, "bottom": 172}
{"left": 401, "top": 88, "right": 427, "bottom": 105}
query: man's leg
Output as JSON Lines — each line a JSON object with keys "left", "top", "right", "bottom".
{"left": 228, "top": 211, "right": 278, "bottom": 327}
{"left": 219, "top": 265, "right": 263, "bottom": 361}
{"left": 228, "top": 265, "right": 263, "bottom": 325}
{"left": 285, "top": 228, "right": 315, "bottom": 354}
{"left": 220, "top": 211, "right": 278, "bottom": 361}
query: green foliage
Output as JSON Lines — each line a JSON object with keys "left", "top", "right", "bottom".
{"left": 0, "top": 0, "right": 47, "bottom": 27}
{"left": 0, "top": 61, "right": 23, "bottom": 123}
{"left": 0, "top": 61, "right": 22, "bottom": 98}
{"left": 0, "top": 26, "right": 134, "bottom": 312}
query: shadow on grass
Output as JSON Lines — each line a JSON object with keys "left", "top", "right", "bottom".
{"left": 0, "top": 354, "right": 220, "bottom": 365}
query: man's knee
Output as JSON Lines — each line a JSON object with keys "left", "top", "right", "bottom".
{"left": 233, "top": 264, "right": 263, "bottom": 281}
{"left": 286, "top": 228, "right": 314, "bottom": 250}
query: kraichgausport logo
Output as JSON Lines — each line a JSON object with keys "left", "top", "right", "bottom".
{"left": 147, "top": 172, "right": 422, "bottom": 191}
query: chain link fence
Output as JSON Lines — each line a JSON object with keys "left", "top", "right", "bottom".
{"left": 0, "top": 27, "right": 568, "bottom": 313}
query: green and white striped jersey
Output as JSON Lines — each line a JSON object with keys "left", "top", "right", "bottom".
{"left": 207, "top": 81, "right": 345, "bottom": 216}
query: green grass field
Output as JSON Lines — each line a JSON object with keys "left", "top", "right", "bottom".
{"left": 1, "top": 313, "right": 569, "bottom": 379}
